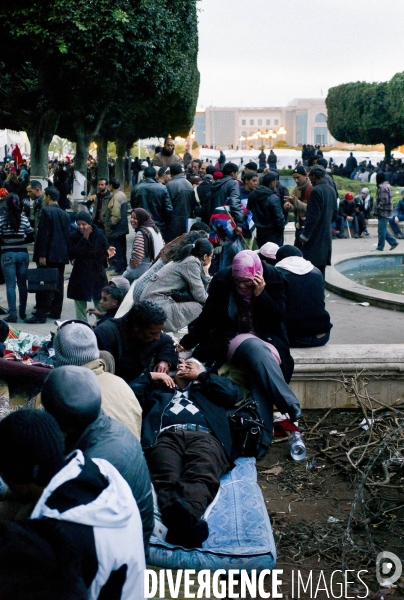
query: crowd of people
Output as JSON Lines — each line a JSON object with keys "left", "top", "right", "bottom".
{"left": 0, "top": 137, "right": 401, "bottom": 598}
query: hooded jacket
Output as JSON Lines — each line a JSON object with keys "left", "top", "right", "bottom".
{"left": 31, "top": 450, "right": 145, "bottom": 600}
{"left": 210, "top": 176, "right": 243, "bottom": 226}
{"left": 247, "top": 186, "right": 285, "bottom": 233}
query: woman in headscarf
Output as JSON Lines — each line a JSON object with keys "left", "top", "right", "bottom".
{"left": 178, "top": 249, "right": 302, "bottom": 458}
{"left": 67, "top": 211, "right": 116, "bottom": 321}
{"left": 123, "top": 208, "right": 164, "bottom": 284}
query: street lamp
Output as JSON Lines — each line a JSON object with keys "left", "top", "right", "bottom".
{"left": 277, "top": 126, "right": 287, "bottom": 142}
{"left": 239, "top": 135, "right": 246, "bottom": 149}
{"left": 268, "top": 129, "right": 277, "bottom": 148}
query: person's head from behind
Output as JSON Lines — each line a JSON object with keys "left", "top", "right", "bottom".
{"left": 179, "top": 237, "right": 213, "bottom": 267}
{"left": 109, "top": 177, "right": 121, "bottom": 190}
{"left": 144, "top": 166, "right": 157, "bottom": 180}
{"left": 189, "top": 221, "right": 211, "bottom": 235}
{"left": 262, "top": 172, "right": 277, "bottom": 189}
{"left": 44, "top": 186, "right": 59, "bottom": 204}
{"left": 258, "top": 242, "right": 279, "bottom": 266}
{"left": 162, "top": 230, "right": 208, "bottom": 263}
{"left": 158, "top": 166, "right": 171, "bottom": 183}
{"left": 169, "top": 162, "right": 183, "bottom": 177}
{"left": 309, "top": 165, "right": 326, "bottom": 185}
{"left": 244, "top": 162, "right": 258, "bottom": 174}
{"left": 109, "top": 276, "right": 130, "bottom": 296}
{"left": 42, "top": 366, "right": 102, "bottom": 440}
{"left": 275, "top": 244, "right": 303, "bottom": 263}
{"left": 5, "top": 193, "right": 22, "bottom": 231}
{"left": 376, "top": 172, "right": 386, "bottom": 185}
{"left": 222, "top": 162, "right": 239, "bottom": 179}
{"left": 0, "top": 410, "right": 65, "bottom": 501}
{"left": 127, "top": 300, "right": 167, "bottom": 343}
{"left": 244, "top": 171, "right": 259, "bottom": 191}
{"left": 100, "top": 285, "right": 123, "bottom": 313}
{"left": 206, "top": 165, "right": 216, "bottom": 176}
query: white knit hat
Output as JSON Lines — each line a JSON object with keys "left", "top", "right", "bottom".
{"left": 53, "top": 322, "right": 99, "bottom": 367}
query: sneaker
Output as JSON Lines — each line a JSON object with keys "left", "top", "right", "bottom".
{"left": 24, "top": 315, "right": 46, "bottom": 324}
{"left": 4, "top": 315, "right": 17, "bottom": 323}
{"left": 390, "top": 242, "right": 399, "bottom": 250}
{"left": 364, "top": 230, "right": 370, "bottom": 236}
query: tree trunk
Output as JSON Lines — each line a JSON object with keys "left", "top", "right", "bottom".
{"left": 73, "top": 121, "right": 90, "bottom": 176}
{"left": 115, "top": 136, "right": 126, "bottom": 186}
{"left": 95, "top": 135, "right": 109, "bottom": 182}
{"left": 384, "top": 142, "right": 392, "bottom": 163}
{"left": 26, "top": 111, "right": 59, "bottom": 179}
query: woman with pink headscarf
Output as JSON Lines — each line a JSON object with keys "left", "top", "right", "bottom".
{"left": 179, "top": 249, "right": 303, "bottom": 458}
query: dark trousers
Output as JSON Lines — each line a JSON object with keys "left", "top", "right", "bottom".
{"left": 232, "top": 338, "right": 300, "bottom": 444}
{"left": 147, "top": 430, "right": 229, "bottom": 524}
{"left": 256, "top": 227, "right": 283, "bottom": 248}
{"left": 108, "top": 234, "right": 127, "bottom": 273}
{"left": 35, "top": 263, "right": 65, "bottom": 318}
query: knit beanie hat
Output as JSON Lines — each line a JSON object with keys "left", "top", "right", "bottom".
{"left": 292, "top": 165, "right": 307, "bottom": 176}
{"left": 275, "top": 244, "right": 303, "bottom": 262}
{"left": 53, "top": 322, "right": 99, "bottom": 367}
{"left": 0, "top": 410, "right": 65, "bottom": 486}
{"left": 75, "top": 211, "right": 92, "bottom": 226}
{"left": 42, "top": 366, "right": 101, "bottom": 432}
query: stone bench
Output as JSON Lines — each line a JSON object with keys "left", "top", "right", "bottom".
{"left": 290, "top": 344, "right": 404, "bottom": 409}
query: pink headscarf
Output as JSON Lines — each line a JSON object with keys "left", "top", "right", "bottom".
{"left": 232, "top": 250, "right": 263, "bottom": 300}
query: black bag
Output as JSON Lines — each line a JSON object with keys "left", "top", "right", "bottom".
{"left": 228, "top": 398, "right": 271, "bottom": 459}
{"left": 27, "top": 268, "right": 59, "bottom": 293}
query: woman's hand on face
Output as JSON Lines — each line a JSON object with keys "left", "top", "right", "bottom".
{"left": 253, "top": 273, "right": 266, "bottom": 296}
{"left": 107, "top": 246, "right": 116, "bottom": 259}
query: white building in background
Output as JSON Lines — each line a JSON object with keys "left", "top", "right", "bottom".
{"left": 193, "top": 98, "right": 337, "bottom": 149}
{"left": 0, "top": 130, "right": 30, "bottom": 161}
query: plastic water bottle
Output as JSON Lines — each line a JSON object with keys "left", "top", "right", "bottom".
{"left": 288, "top": 431, "right": 307, "bottom": 461}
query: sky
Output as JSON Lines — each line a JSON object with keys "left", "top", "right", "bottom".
{"left": 196, "top": 0, "right": 404, "bottom": 108}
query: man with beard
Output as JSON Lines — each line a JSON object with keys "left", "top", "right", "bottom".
{"left": 90, "top": 178, "right": 110, "bottom": 230}
{"left": 284, "top": 166, "right": 313, "bottom": 248}
{"left": 152, "top": 138, "right": 182, "bottom": 168}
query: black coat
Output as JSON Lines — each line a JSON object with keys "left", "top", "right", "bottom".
{"left": 301, "top": 179, "right": 338, "bottom": 267}
{"left": 210, "top": 176, "right": 243, "bottom": 226}
{"left": 67, "top": 226, "right": 109, "bottom": 301}
{"left": 130, "top": 178, "right": 172, "bottom": 230}
{"left": 33, "top": 203, "right": 70, "bottom": 263}
{"left": 94, "top": 314, "right": 178, "bottom": 385}
{"left": 180, "top": 262, "right": 294, "bottom": 383}
{"left": 247, "top": 186, "right": 285, "bottom": 233}
{"left": 165, "top": 174, "right": 197, "bottom": 241}
{"left": 132, "top": 370, "right": 243, "bottom": 461}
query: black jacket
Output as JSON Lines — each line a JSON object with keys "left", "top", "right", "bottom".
{"left": 194, "top": 179, "right": 212, "bottom": 224}
{"left": 247, "top": 186, "right": 285, "bottom": 232}
{"left": 94, "top": 315, "right": 178, "bottom": 385}
{"left": 338, "top": 199, "right": 357, "bottom": 219}
{"left": 33, "top": 203, "right": 70, "bottom": 263}
{"left": 210, "top": 176, "right": 243, "bottom": 226}
{"left": 180, "top": 262, "right": 294, "bottom": 383}
{"left": 130, "top": 178, "right": 172, "bottom": 230}
{"left": 132, "top": 371, "right": 243, "bottom": 460}
{"left": 300, "top": 179, "right": 338, "bottom": 267}
{"left": 165, "top": 174, "right": 197, "bottom": 241}
{"left": 67, "top": 226, "right": 109, "bottom": 301}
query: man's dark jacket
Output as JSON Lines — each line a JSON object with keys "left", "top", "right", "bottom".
{"left": 180, "top": 262, "right": 294, "bottom": 383}
{"left": 130, "top": 178, "right": 172, "bottom": 230}
{"left": 338, "top": 199, "right": 357, "bottom": 219}
{"left": 210, "top": 176, "right": 243, "bottom": 226}
{"left": 132, "top": 370, "right": 243, "bottom": 461}
{"left": 33, "top": 203, "right": 70, "bottom": 263}
{"left": 247, "top": 186, "right": 285, "bottom": 233}
{"left": 94, "top": 315, "right": 178, "bottom": 384}
{"left": 300, "top": 179, "right": 338, "bottom": 267}
{"left": 165, "top": 174, "right": 197, "bottom": 241}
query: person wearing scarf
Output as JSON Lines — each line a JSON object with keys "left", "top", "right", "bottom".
{"left": 275, "top": 245, "right": 332, "bottom": 347}
{"left": 123, "top": 208, "right": 164, "bottom": 284}
{"left": 179, "top": 249, "right": 303, "bottom": 458}
{"left": 285, "top": 165, "right": 313, "bottom": 248}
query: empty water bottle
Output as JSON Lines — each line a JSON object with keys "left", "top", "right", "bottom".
{"left": 288, "top": 431, "right": 307, "bottom": 461}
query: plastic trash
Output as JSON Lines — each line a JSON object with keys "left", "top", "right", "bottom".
{"left": 288, "top": 431, "right": 307, "bottom": 462}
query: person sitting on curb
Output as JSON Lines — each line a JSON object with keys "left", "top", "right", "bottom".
{"left": 0, "top": 410, "right": 145, "bottom": 599}
{"left": 339, "top": 192, "right": 366, "bottom": 238}
{"left": 132, "top": 358, "right": 243, "bottom": 548}
{"left": 354, "top": 187, "right": 373, "bottom": 236}
{"left": 275, "top": 245, "right": 332, "bottom": 347}
{"left": 389, "top": 187, "right": 404, "bottom": 239}
{"left": 41, "top": 365, "right": 154, "bottom": 558}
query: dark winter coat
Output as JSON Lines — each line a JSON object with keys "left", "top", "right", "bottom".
{"left": 33, "top": 203, "right": 70, "bottom": 263}
{"left": 132, "top": 370, "right": 243, "bottom": 461}
{"left": 130, "top": 178, "right": 172, "bottom": 231}
{"left": 247, "top": 186, "right": 285, "bottom": 237}
{"left": 180, "top": 262, "right": 294, "bottom": 383}
{"left": 338, "top": 199, "right": 357, "bottom": 219}
{"left": 210, "top": 176, "right": 243, "bottom": 226}
{"left": 165, "top": 174, "right": 197, "bottom": 241}
{"left": 94, "top": 314, "right": 178, "bottom": 385}
{"left": 67, "top": 226, "right": 109, "bottom": 301}
{"left": 300, "top": 179, "right": 338, "bottom": 267}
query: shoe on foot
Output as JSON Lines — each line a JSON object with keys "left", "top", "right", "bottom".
{"left": 364, "top": 230, "right": 370, "bottom": 236}
{"left": 390, "top": 242, "right": 399, "bottom": 250}
{"left": 288, "top": 403, "right": 303, "bottom": 423}
{"left": 5, "top": 315, "right": 17, "bottom": 323}
{"left": 337, "top": 234, "right": 347, "bottom": 239}
{"left": 24, "top": 315, "right": 46, "bottom": 324}
{"left": 398, "top": 234, "right": 404, "bottom": 239}
{"left": 354, "top": 233, "right": 359, "bottom": 239}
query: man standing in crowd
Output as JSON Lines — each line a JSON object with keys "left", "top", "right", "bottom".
{"left": 25, "top": 186, "right": 70, "bottom": 323}
{"left": 247, "top": 172, "right": 285, "bottom": 247}
{"left": 158, "top": 166, "right": 172, "bottom": 185}
{"left": 299, "top": 165, "right": 338, "bottom": 279}
{"left": 152, "top": 138, "right": 182, "bottom": 167}
{"left": 210, "top": 162, "right": 243, "bottom": 231}
{"left": 26, "top": 180, "right": 45, "bottom": 234}
{"left": 165, "top": 163, "right": 196, "bottom": 241}
{"left": 375, "top": 172, "right": 398, "bottom": 251}
{"left": 104, "top": 178, "right": 129, "bottom": 275}
{"left": 284, "top": 165, "right": 313, "bottom": 248}
{"left": 91, "top": 178, "right": 110, "bottom": 230}
{"left": 131, "top": 166, "right": 172, "bottom": 241}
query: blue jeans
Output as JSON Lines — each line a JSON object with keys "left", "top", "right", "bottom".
{"left": 289, "top": 330, "right": 330, "bottom": 348}
{"left": 377, "top": 217, "right": 397, "bottom": 250}
{"left": 389, "top": 213, "right": 404, "bottom": 236}
{"left": 1, "top": 251, "right": 29, "bottom": 317}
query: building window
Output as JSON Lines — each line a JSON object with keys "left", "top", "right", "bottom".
{"left": 266, "top": 119, "right": 271, "bottom": 126}
{"left": 241, "top": 119, "right": 246, "bottom": 125}
{"left": 241, "top": 131, "right": 247, "bottom": 137}
{"left": 274, "top": 119, "right": 279, "bottom": 126}
{"left": 296, "top": 113, "right": 307, "bottom": 145}
{"left": 258, "top": 119, "right": 262, "bottom": 126}
{"left": 314, "top": 127, "right": 328, "bottom": 145}
{"left": 315, "top": 113, "right": 327, "bottom": 123}
{"left": 250, "top": 119, "right": 254, "bottom": 126}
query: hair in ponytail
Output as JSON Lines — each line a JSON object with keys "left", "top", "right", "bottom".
{"left": 178, "top": 237, "right": 213, "bottom": 261}
{"left": 5, "top": 194, "right": 22, "bottom": 232}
